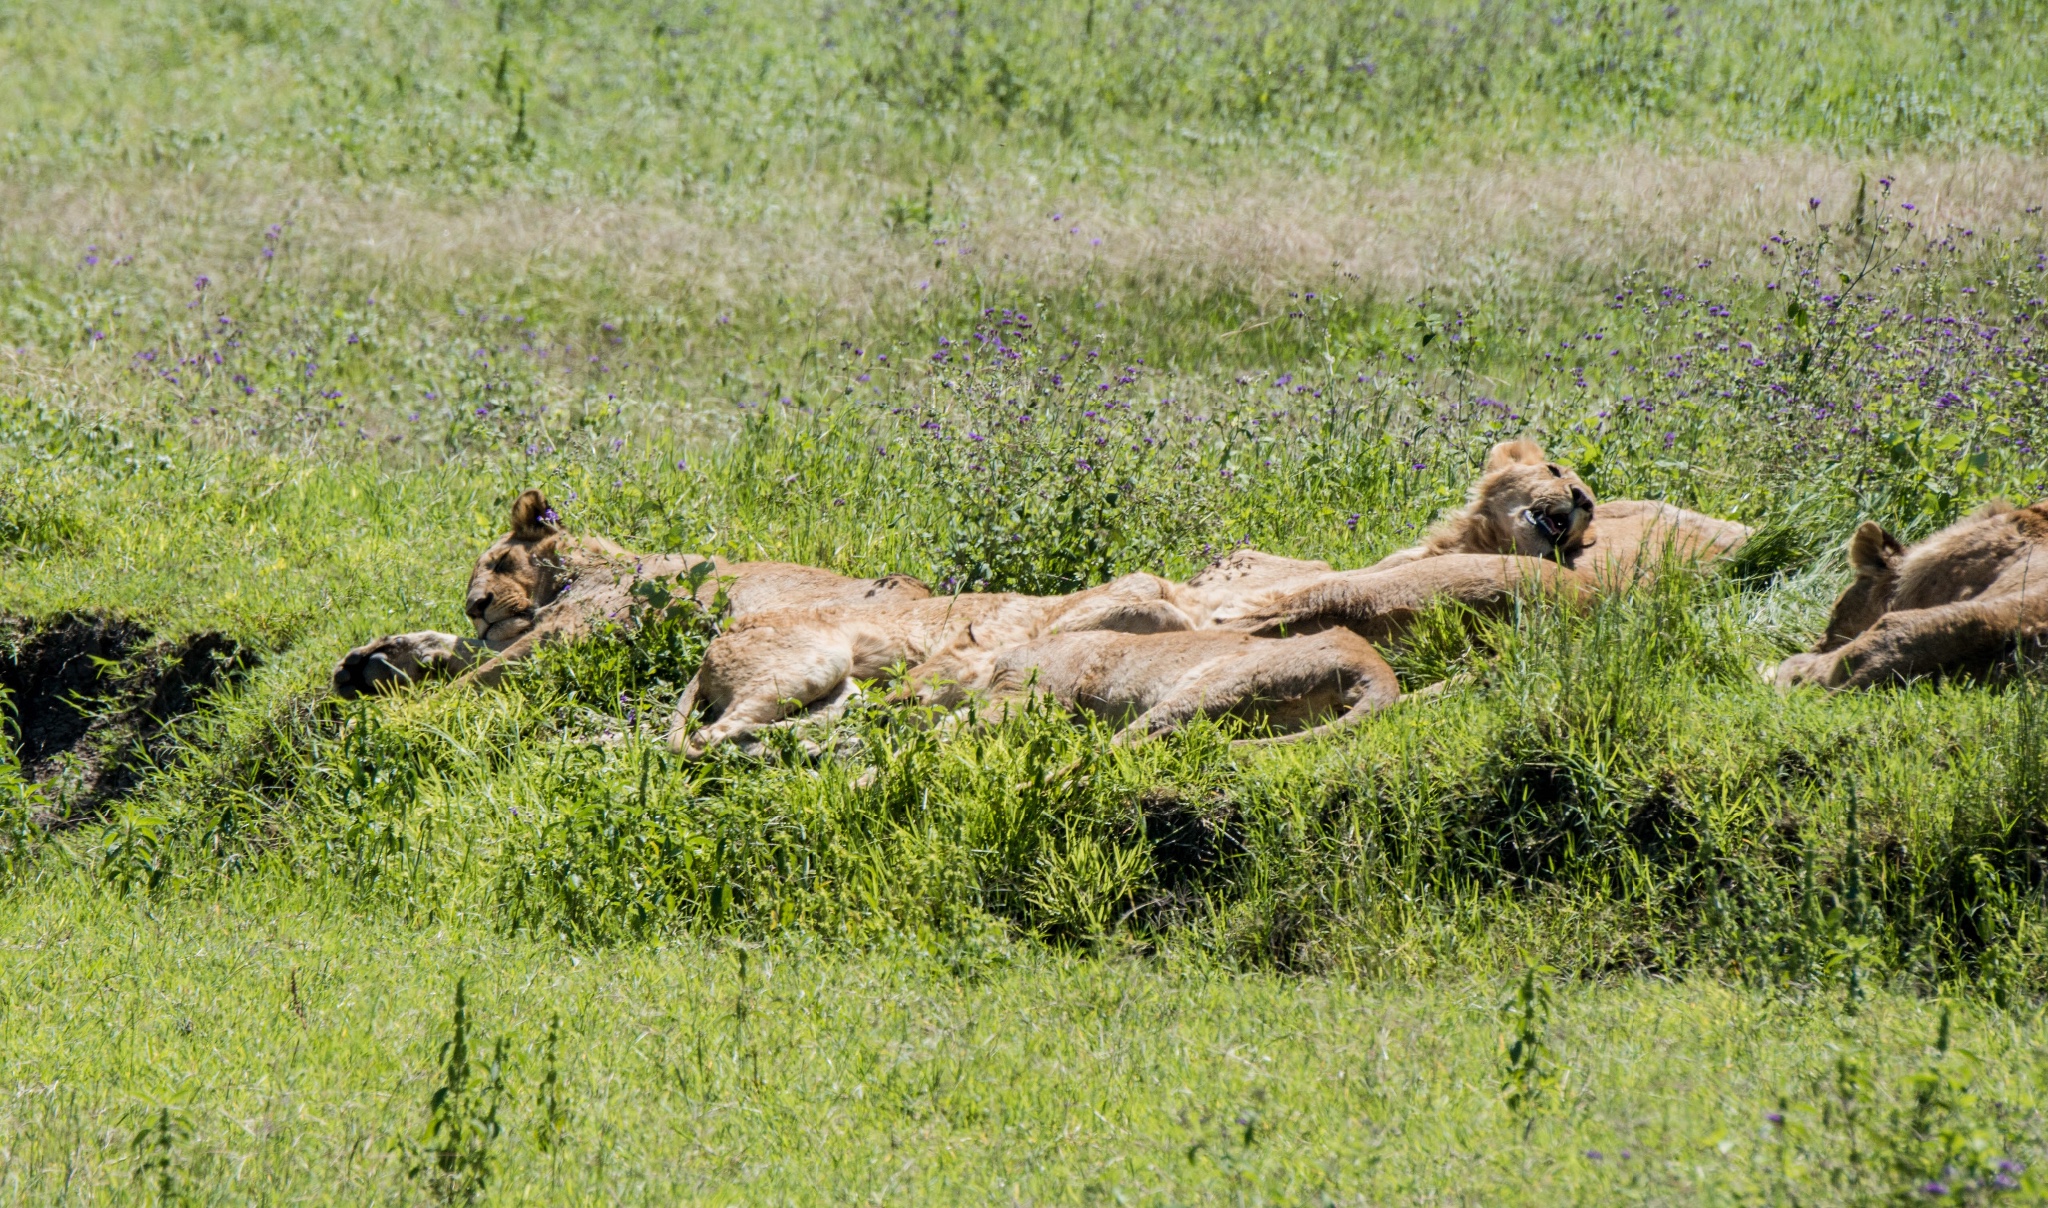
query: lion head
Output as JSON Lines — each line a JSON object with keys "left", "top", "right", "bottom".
{"left": 465, "top": 489, "right": 570, "bottom": 645}
{"left": 1424, "top": 440, "right": 1596, "bottom": 562}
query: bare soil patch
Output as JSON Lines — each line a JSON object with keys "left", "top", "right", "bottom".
{"left": 1, "top": 612, "right": 257, "bottom": 818}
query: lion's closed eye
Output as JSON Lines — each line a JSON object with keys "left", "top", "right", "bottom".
{"left": 1547, "top": 465, "right": 1562, "bottom": 478}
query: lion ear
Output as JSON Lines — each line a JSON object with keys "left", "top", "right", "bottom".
{"left": 1846, "top": 521, "right": 1903, "bottom": 577}
{"left": 509, "top": 489, "right": 557, "bottom": 540}
{"left": 1483, "top": 440, "right": 1547, "bottom": 472}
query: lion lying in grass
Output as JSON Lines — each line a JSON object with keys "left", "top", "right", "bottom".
{"left": 1368, "top": 440, "right": 1751, "bottom": 581}
{"left": 1185, "top": 442, "right": 1749, "bottom": 645}
{"left": 1773, "top": 501, "right": 2048, "bottom": 690}
{"left": 664, "top": 572, "right": 1197, "bottom": 756}
{"left": 898, "top": 625, "right": 1401, "bottom": 745}
{"left": 331, "top": 489, "right": 929, "bottom": 697}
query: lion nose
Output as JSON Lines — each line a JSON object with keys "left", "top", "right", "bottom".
{"left": 465, "top": 594, "right": 490, "bottom": 620}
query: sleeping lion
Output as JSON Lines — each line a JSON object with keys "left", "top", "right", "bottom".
{"left": 331, "top": 489, "right": 928, "bottom": 697}
{"left": 1774, "top": 501, "right": 2048, "bottom": 689}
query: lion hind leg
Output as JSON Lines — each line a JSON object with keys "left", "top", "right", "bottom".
{"left": 679, "top": 652, "right": 857, "bottom": 759}
{"left": 1830, "top": 597, "right": 2032, "bottom": 688}
{"left": 1230, "top": 676, "right": 1402, "bottom": 748}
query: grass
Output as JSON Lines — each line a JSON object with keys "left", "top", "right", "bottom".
{"left": 3, "top": 885, "right": 2045, "bottom": 1204}
{"left": 6, "top": 0, "right": 2048, "bottom": 1201}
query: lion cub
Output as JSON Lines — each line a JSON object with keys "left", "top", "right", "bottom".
{"left": 1369, "top": 440, "right": 1596, "bottom": 570}
{"left": 1367, "top": 439, "right": 1750, "bottom": 582}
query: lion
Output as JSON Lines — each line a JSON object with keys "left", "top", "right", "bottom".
{"left": 1209, "top": 553, "right": 1594, "bottom": 643}
{"left": 1773, "top": 501, "right": 2048, "bottom": 690}
{"left": 665, "top": 572, "right": 1198, "bottom": 757}
{"left": 331, "top": 489, "right": 930, "bottom": 697}
{"left": 1368, "top": 441, "right": 1596, "bottom": 571}
{"left": 1366, "top": 440, "right": 1750, "bottom": 582}
{"left": 898, "top": 626, "right": 1401, "bottom": 745}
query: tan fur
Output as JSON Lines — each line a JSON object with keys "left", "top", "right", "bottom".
{"left": 667, "top": 573, "right": 1196, "bottom": 757}
{"left": 1175, "top": 548, "right": 1336, "bottom": 625}
{"left": 1774, "top": 501, "right": 2048, "bottom": 690}
{"left": 1369, "top": 441, "right": 1596, "bottom": 569}
{"left": 901, "top": 627, "right": 1400, "bottom": 745}
{"left": 1210, "top": 554, "right": 1594, "bottom": 643}
{"left": 329, "top": 631, "right": 493, "bottom": 697}
{"left": 1573, "top": 499, "right": 1754, "bottom": 584}
{"left": 331, "top": 489, "right": 929, "bottom": 697}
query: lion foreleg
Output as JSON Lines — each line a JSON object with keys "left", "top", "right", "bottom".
{"left": 456, "top": 627, "right": 557, "bottom": 689}
{"left": 332, "top": 631, "right": 491, "bottom": 698}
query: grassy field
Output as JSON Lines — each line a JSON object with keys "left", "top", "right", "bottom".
{"left": 6, "top": 0, "right": 2048, "bottom": 1202}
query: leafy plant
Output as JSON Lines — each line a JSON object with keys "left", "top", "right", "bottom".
{"left": 411, "top": 978, "right": 508, "bottom": 1207}
{"left": 1763, "top": 1009, "right": 2037, "bottom": 1203}
{"left": 1499, "top": 966, "right": 1557, "bottom": 1122}
{"left": 532, "top": 1012, "right": 568, "bottom": 1154}
{"left": 131, "top": 1105, "right": 186, "bottom": 1206}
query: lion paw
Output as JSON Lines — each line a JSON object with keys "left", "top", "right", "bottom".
{"left": 331, "top": 631, "right": 479, "bottom": 698}
{"left": 1770, "top": 651, "right": 1841, "bottom": 693}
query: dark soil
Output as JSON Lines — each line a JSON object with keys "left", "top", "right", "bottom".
{"left": 0, "top": 612, "right": 258, "bottom": 820}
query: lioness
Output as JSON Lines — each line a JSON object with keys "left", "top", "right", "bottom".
{"left": 331, "top": 489, "right": 929, "bottom": 697}
{"left": 1773, "top": 501, "right": 2048, "bottom": 690}
{"left": 1367, "top": 440, "right": 1751, "bottom": 581}
{"left": 900, "top": 626, "right": 1401, "bottom": 745}
{"left": 665, "top": 573, "right": 1197, "bottom": 757}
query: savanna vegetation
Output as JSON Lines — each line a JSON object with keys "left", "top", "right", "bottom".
{"left": 5, "top": 0, "right": 2048, "bottom": 1201}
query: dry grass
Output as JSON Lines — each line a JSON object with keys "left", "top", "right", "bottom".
{"left": 9, "top": 148, "right": 2046, "bottom": 334}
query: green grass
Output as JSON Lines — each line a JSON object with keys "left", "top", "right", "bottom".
{"left": 6, "top": 0, "right": 2048, "bottom": 1201}
{"left": 3, "top": 884, "right": 2045, "bottom": 1204}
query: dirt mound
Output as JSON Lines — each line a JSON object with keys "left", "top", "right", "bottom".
{"left": 0, "top": 613, "right": 258, "bottom": 819}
